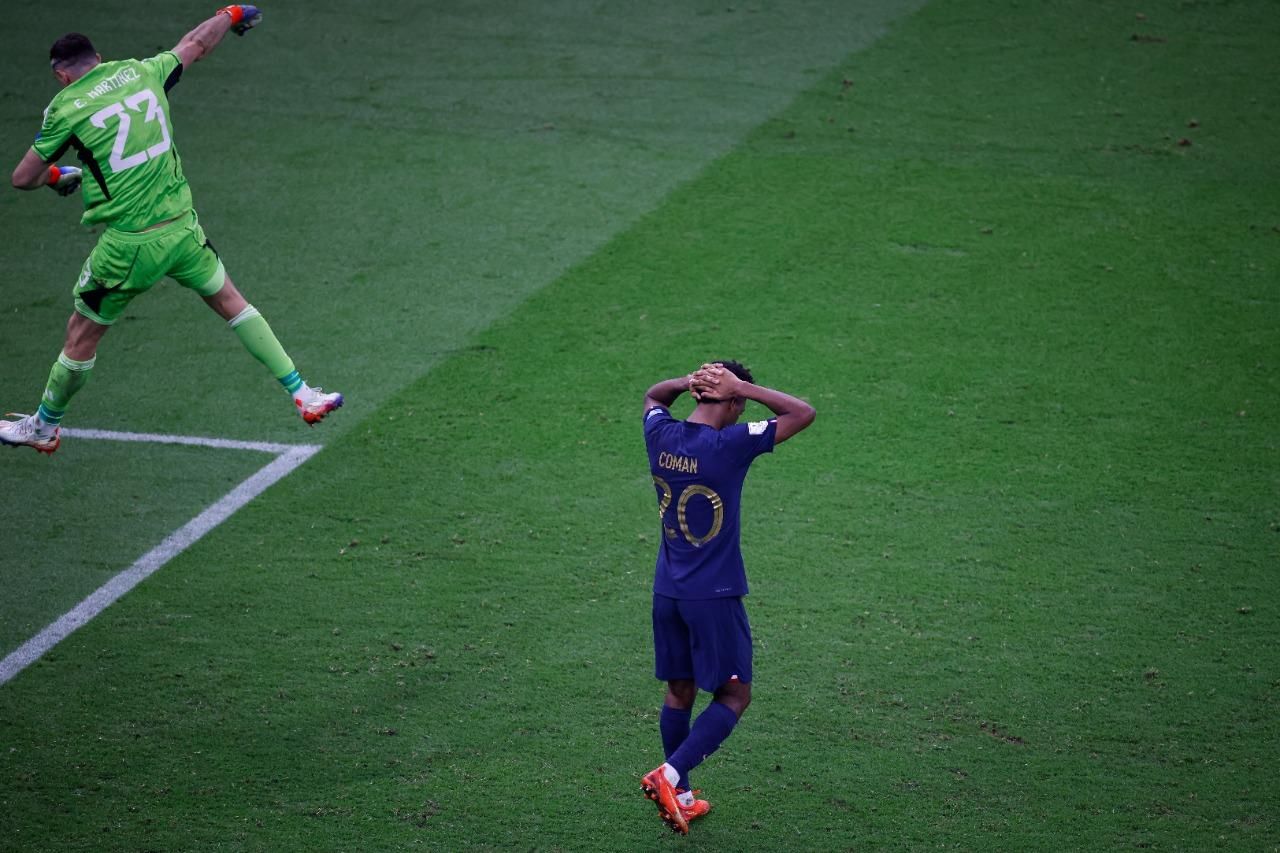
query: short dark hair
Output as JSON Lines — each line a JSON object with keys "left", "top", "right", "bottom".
{"left": 700, "top": 359, "right": 754, "bottom": 404}
{"left": 712, "top": 360, "right": 753, "bottom": 384}
{"left": 50, "top": 33, "right": 96, "bottom": 69}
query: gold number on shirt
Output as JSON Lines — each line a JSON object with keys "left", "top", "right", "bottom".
{"left": 89, "top": 88, "right": 172, "bottom": 174}
{"left": 653, "top": 475, "right": 673, "bottom": 521}
{"left": 652, "top": 476, "right": 724, "bottom": 548}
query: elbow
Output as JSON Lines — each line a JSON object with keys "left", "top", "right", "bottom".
{"left": 14, "top": 162, "right": 53, "bottom": 191}
{"left": 774, "top": 403, "right": 816, "bottom": 443}
{"left": 790, "top": 401, "right": 816, "bottom": 433}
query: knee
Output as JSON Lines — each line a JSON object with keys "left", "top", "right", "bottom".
{"left": 204, "top": 277, "right": 249, "bottom": 322}
{"left": 715, "top": 681, "right": 751, "bottom": 718}
{"left": 665, "top": 679, "right": 697, "bottom": 710}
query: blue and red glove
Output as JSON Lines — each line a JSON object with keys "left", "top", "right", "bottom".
{"left": 47, "top": 165, "right": 82, "bottom": 196}
{"left": 217, "top": 5, "right": 262, "bottom": 36}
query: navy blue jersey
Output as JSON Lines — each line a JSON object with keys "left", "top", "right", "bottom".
{"left": 644, "top": 406, "right": 777, "bottom": 599}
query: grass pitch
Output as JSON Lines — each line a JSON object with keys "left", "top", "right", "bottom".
{"left": 2, "top": 0, "right": 1278, "bottom": 850}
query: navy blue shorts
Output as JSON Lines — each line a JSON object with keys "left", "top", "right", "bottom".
{"left": 652, "top": 594, "right": 753, "bottom": 692}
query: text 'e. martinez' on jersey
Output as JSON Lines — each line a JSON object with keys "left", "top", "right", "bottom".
{"left": 644, "top": 405, "right": 777, "bottom": 600}
{"left": 32, "top": 52, "right": 192, "bottom": 232}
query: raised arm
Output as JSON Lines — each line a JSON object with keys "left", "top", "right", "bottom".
{"left": 740, "top": 382, "right": 816, "bottom": 443}
{"left": 693, "top": 364, "right": 816, "bottom": 444}
{"left": 173, "top": 6, "right": 261, "bottom": 68}
{"left": 643, "top": 375, "right": 693, "bottom": 415}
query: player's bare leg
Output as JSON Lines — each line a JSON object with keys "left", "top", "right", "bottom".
{"left": 712, "top": 678, "right": 751, "bottom": 718}
{"left": 62, "top": 311, "right": 111, "bottom": 361}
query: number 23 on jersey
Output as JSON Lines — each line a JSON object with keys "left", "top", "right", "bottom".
{"left": 89, "top": 88, "right": 171, "bottom": 174}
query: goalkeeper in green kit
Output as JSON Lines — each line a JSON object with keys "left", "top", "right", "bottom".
{"left": 3, "top": 5, "right": 342, "bottom": 454}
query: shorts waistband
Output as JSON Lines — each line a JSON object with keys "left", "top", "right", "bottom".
{"left": 104, "top": 210, "right": 196, "bottom": 243}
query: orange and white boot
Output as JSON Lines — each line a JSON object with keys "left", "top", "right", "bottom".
{"left": 641, "top": 765, "right": 689, "bottom": 835}
{"left": 678, "top": 789, "right": 711, "bottom": 822}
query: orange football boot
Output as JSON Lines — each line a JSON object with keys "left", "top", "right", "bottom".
{"left": 678, "top": 789, "right": 712, "bottom": 822}
{"left": 641, "top": 766, "right": 689, "bottom": 835}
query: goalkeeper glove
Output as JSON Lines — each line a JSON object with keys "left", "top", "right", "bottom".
{"left": 47, "top": 165, "right": 82, "bottom": 196}
{"left": 217, "top": 5, "right": 262, "bottom": 36}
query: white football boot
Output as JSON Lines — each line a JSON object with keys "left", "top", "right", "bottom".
{"left": 0, "top": 413, "right": 61, "bottom": 454}
{"left": 293, "top": 387, "right": 344, "bottom": 425}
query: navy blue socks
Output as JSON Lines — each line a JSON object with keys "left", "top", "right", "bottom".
{"left": 667, "top": 701, "right": 739, "bottom": 779}
{"left": 660, "top": 705, "right": 693, "bottom": 790}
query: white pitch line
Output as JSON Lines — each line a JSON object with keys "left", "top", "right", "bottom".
{"left": 0, "top": 435, "right": 321, "bottom": 686}
{"left": 63, "top": 426, "right": 301, "bottom": 454}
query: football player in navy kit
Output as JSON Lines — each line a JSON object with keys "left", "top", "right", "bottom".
{"left": 639, "top": 361, "right": 816, "bottom": 834}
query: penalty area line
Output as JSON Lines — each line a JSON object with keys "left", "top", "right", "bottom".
{"left": 0, "top": 430, "right": 321, "bottom": 687}
{"left": 61, "top": 426, "right": 303, "bottom": 454}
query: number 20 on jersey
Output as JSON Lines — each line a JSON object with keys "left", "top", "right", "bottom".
{"left": 653, "top": 476, "right": 724, "bottom": 547}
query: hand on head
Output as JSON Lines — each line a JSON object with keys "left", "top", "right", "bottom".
{"left": 689, "top": 362, "right": 741, "bottom": 402}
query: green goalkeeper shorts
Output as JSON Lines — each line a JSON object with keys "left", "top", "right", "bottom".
{"left": 73, "top": 209, "right": 226, "bottom": 325}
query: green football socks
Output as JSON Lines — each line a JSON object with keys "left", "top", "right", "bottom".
{"left": 33, "top": 305, "right": 301, "bottom": 430}
{"left": 36, "top": 351, "right": 95, "bottom": 426}
{"left": 228, "top": 305, "right": 304, "bottom": 395}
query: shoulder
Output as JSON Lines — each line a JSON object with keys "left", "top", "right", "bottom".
{"left": 643, "top": 405, "right": 678, "bottom": 439}
{"left": 140, "top": 51, "right": 182, "bottom": 85}
{"left": 140, "top": 51, "right": 179, "bottom": 70}
{"left": 43, "top": 85, "right": 75, "bottom": 116}
{"left": 717, "top": 418, "right": 777, "bottom": 457}
{"left": 34, "top": 93, "right": 72, "bottom": 148}
{"left": 644, "top": 406, "right": 674, "bottom": 426}
{"left": 39, "top": 97, "right": 62, "bottom": 128}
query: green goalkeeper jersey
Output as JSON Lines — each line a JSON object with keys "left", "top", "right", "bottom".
{"left": 32, "top": 51, "right": 193, "bottom": 232}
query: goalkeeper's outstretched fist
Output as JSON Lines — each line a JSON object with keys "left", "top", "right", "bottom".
{"left": 169, "top": 6, "right": 261, "bottom": 66}
{"left": 217, "top": 5, "right": 262, "bottom": 36}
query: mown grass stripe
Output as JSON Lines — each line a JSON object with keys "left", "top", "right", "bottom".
{"left": 0, "top": 440, "right": 320, "bottom": 685}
